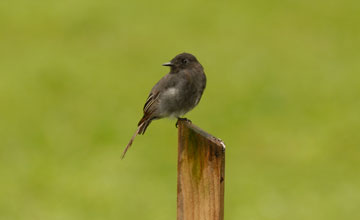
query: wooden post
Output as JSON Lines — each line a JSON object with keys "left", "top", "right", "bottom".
{"left": 177, "top": 120, "right": 225, "bottom": 220}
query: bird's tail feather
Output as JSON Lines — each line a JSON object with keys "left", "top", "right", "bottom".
{"left": 138, "top": 120, "right": 151, "bottom": 135}
{"left": 121, "top": 120, "right": 151, "bottom": 159}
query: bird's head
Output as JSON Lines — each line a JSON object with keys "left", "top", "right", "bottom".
{"left": 162, "top": 53, "right": 201, "bottom": 72}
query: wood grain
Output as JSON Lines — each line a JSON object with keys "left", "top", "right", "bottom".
{"left": 177, "top": 120, "right": 225, "bottom": 220}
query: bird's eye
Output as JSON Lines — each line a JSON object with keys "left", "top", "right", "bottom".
{"left": 182, "top": 59, "right": 188, "bottom": 64}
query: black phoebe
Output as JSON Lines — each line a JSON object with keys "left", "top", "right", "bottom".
{"left": 122, "top": 53, "right": 206, "bottom": 158}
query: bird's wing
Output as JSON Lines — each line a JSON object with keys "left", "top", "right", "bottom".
{"left": 137, "top": 91, "right": 160, "bottom": 126}
{"left": 143, "top": 91, "right": 160, "bottom": 114}
{"left": 138, "top": 74, "right": 175, "bottom": 126}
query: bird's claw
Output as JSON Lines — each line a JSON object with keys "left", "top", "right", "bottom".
{"left": 175, "top": 118, "right": 192, "bottom": 128}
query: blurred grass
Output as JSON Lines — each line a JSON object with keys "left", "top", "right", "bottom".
{"left": 0, "top": 0, "right": 360, "bottom": 219}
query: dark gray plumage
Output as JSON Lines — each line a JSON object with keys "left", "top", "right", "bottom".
{"left": 122, "top": 53, "right": 206, "bottom": 158}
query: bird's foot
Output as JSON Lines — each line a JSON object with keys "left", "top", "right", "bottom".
{"left": 175, "top": 118, "right": 192, "bottom": 128}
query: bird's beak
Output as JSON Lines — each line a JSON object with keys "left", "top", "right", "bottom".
{"left": 162, "top": 62, "right": 173, "bottom": 66}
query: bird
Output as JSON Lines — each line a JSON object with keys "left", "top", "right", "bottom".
{"left": 122, "top": 53, "right": 206, "bottom": 159}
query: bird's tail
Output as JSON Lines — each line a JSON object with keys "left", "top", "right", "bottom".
{"left": 121, "top": 120, "right": 152, "bottom": 159}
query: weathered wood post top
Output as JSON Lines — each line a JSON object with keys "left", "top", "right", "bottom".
{"left": 177, "top": 120, "right": 226, "bottom": 220}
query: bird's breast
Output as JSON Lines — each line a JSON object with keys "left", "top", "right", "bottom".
{"left": 162, "top": 87, "right": 179, "bottom": 97}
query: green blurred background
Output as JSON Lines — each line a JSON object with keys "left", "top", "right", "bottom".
{"left": 1, "top": 0, "right": 360, "bottom": 219}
